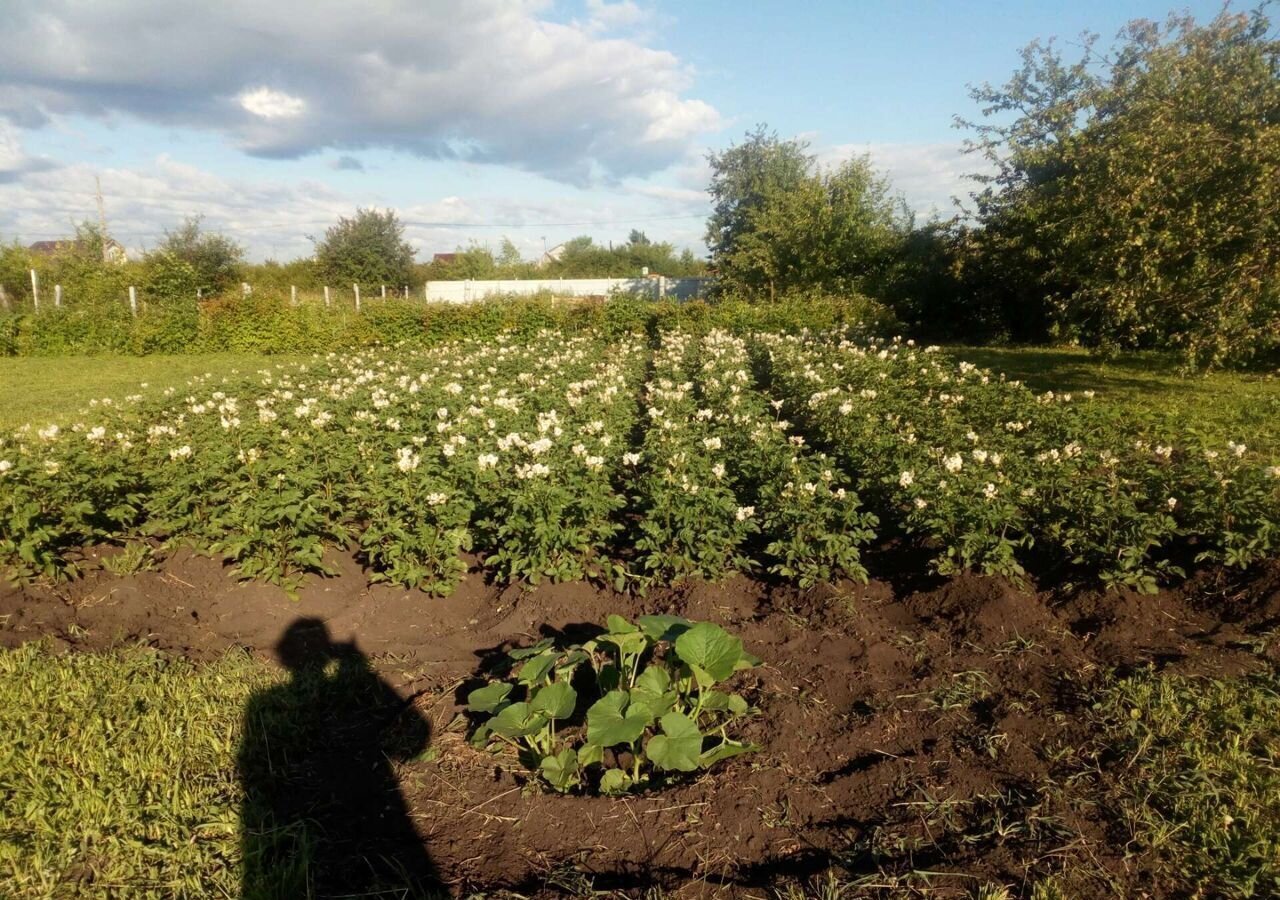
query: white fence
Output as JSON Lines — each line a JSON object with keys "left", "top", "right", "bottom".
{"left": 424, "top": 276, "right": 712, "bottom": 304}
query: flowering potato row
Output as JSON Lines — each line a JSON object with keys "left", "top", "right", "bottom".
{"left": 623, "top": 330, "right": 876, "bottom": 587}
{"left": 690, "top": 330, "right": 876, "bottom": 586}
{"left": 757, "top": 334, "right": 1280, "bottom": 591}
{"left": 0, "top": 332, "right": 647, "bottom": 595}
{"left": 3, "top": 328, "right": 1276, "bottom": 596}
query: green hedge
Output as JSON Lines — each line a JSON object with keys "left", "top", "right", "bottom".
{"left": 0, "top": 291, "right": 896, "bottom": 357}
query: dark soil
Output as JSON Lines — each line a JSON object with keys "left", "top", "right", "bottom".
{"left": 3, "top": 549, "right": 1278, "bottom": 898}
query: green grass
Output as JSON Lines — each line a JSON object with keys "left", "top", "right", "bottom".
{"left": 953, "top": 345, "right": 1280, "bottom": 456}
{"left": 0, "top": 353, "right": 302, "bottom": 432}
{"left": 1092, "top": 669, "right": 1280, "bottom": 897}
{"left": 0, "top": 644, "right": 274, "bottom": 898}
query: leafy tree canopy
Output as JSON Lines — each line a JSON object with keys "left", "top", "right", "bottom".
{"left": 154, "top": 216, "right": 244, "bottom": 295}
{"left": 313, "top": 208, "right": 416, "bottom": 290}
{"left": 706, "top": 125, "right": 909, "bottom": 299}
{"left": 960, "top": 5, "right": 1280, "bottom": 368}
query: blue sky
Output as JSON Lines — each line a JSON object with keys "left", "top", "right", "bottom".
{"left": 0, "top": 0, "right": 1228, "bottom": 261}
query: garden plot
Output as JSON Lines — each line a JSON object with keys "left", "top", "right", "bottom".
{"left": 1, "top": 326, "right": 1279, "bottom": 896}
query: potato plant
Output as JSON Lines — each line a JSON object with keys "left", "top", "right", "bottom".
{"left": 466, "top": 615, "right": 759, "bottom": 794}
{"left": 1, "top": 326, "right": 1276, "bottom": 596}
{"left": 758, "top": 333, "right": 1280, "bottom": 591}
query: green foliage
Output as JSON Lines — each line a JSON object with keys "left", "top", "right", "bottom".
{"left": 418, "top": 233, "right": 706, "bottom": 281}
{"left": 466, "top": 615, "right": 759, "bottom": 794}
{"left": 761, "top": 333, "right": 1280, "bottom": 590}
{"left": 154, "top": 216, "right": 245, "bottom": 295}
{"left": 313, "top": 208, "right": 416, "bottom": 290}
{"left": 1094, "top": 669, "right": 1280, "bottom": 897}
{"left": 706, "top": 125, "right": 908, "bottom": 300}
{"left": 3, "top": 325, "right": 1273, "bottom": 596}
{"left": 960, "top": 7, "right": 1280, "bottom": 369}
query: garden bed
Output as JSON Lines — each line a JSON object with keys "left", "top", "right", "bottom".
{"left": 4, "top": 550, "right": 1277, "bottom": 896}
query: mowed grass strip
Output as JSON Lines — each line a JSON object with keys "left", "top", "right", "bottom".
{"left": 0, "top": 353, "right": 300, "bottom": 432}
{"left": 1092, "top": 669, "right": 1280, "bottom": 898}
{"left": 954, "top": 345, "right": 1280, "bottom": 456}
{"left": 0, "top": 644, "right": 275, "bottom": 899}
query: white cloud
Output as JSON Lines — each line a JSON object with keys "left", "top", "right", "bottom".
{"left": 0, "top": 122, "right": 24, "bottom": 172}
{"left": 0, "top": 0, "right": 720, "bottom": 184}
{"left": 0, "top": 119, "right": 56, "bottom": 183}
{"left": 0, "top": 153, "right": 708, "bottom": 263}
{"left": 586, "top": 0, "right": 647, "bottom": 32}
{"left": 818, "top": 141, "right": 991, "bottom": 219}
{"left": 239, "top": 88, "right": 307, "bottom": 120}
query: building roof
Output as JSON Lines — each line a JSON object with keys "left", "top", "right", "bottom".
{"left": 27, "top": 237, "right": 127, "bottom": 262}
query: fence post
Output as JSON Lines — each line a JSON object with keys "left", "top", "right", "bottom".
{"left": 353, "top": 283, "right": 361, "bottom": 312}
{"left": 402, "top": 285, "right": 408, "bottom": 299}
{"left": 380, "top": 284, "right": 386, "bottom": 300}
{"left": 128, "top": 286, "right": 138, "bottom": 317}
{"left": 323, "top": 285, "right": 330, "bottom": 307}
{"left": 423, "top": 283, "right": 429, "bottom": 301}
{"left": 54, "top": 284, "right": 62, "bottom": 307}
{"left": 30, "top": 269, "right": 39, "bottom": 310}
{"left": 290, "top": 285, "right": 297, "bottom": 306}
{"left": 0, "top": 284, "right": 8, "bottom": 311}
{"left": 242, "top": 282, "right": 251, "bottom": 296}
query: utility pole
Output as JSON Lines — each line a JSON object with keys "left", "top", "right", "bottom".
{"left": 95, "top": 175, "right": 109, "bottom": 264}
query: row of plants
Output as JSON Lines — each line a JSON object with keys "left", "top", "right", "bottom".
{"left": 2, "top": 328, "right": 1277, "bottom": 595}
{"left": 757, "top": 334, "right": 1280, "bottom": 591}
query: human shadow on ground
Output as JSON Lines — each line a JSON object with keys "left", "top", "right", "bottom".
{"left": 238, "top": 617, "right": 441, "bottom": 898}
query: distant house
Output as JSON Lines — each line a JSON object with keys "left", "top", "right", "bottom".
{"left": 534, "top": 243, "right": 566, "bottom": 269}
{"left": 27, "top": 238, "right": 128, "bottom": 265}
{"left": 431, "top": 252, "right": 458, "bottom": 265}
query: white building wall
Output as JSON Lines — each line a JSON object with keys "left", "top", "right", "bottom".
{"left": 424, "top": 277, "right": 712, "bottom": 303}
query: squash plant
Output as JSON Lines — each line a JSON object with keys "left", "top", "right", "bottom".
{"left": 466, "top": 614, "right": 760, "bottom": 794}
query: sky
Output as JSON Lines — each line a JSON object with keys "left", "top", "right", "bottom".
{"left": 0, "top": 0, "right": 1230, "bottom": 262}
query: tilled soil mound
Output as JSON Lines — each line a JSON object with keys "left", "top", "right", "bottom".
{"left": 3, "top": 549, "right": 1278, "bottom": 897}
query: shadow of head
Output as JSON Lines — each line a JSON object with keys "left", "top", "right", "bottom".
{"left": 275, "top": 617, "right": 341, "bottom": 673}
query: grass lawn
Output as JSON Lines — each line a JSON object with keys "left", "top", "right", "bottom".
{"left": 0, "top": 353, "right": 302, "bottom": 432}
{"left": 953, "top": 345, "right": 1280, "bottom": 456}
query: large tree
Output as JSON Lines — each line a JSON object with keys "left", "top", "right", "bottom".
{"left": 154, "top": 216, "right": 244, "bottom": 295}
{"left": 961, "top": 6, "right": 1280, "bottom": 368}
{"left": 313, "top": 208, "right": 416, "bottom": 290}
{"left": 706, "top": 126, "right": 907, "bottom": 299}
